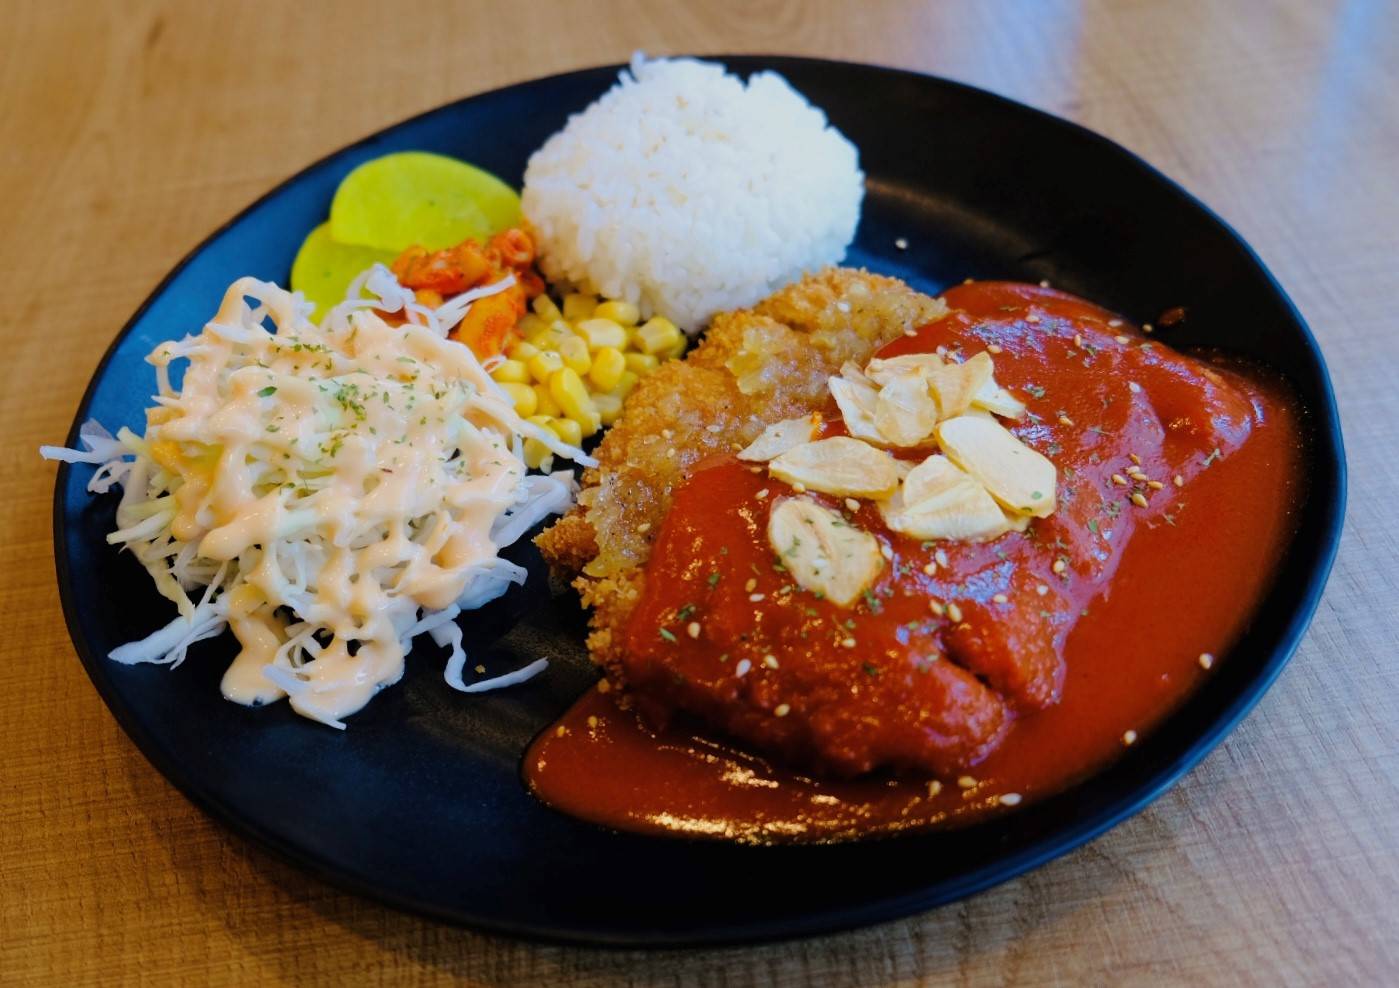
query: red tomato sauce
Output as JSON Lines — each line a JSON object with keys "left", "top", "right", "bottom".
{"left": 525, "top": 283, "right": 1305, "bottom": 842}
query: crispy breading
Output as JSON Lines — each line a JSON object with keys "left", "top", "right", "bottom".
{"left": 535, "top": 268, "right": 946, "bottom": 680}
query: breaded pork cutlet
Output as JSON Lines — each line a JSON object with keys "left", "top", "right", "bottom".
{"left": 536, "top": 268, "right": 945, "bottom": 688}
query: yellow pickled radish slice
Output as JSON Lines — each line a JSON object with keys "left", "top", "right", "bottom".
{"left": 329, "top": 151, "right": 521, "bottom": 252}
{"left": 290, "top": 223, "right": 397, "bottom": 318}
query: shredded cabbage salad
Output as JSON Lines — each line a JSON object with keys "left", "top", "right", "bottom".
{"left": 43, "top": 265, "right": 595, "bottom": 728}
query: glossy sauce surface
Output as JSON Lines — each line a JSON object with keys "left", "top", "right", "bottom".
{"left": 526, "top": 283, "right": 1304, "bottom": 842}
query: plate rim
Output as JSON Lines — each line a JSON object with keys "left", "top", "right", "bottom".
{"left": 51, "top": 54, "right": 1348, "bottom": 947}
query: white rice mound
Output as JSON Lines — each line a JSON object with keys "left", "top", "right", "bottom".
{"left": 522, "top": 55, "right": 864, "bottom": 333}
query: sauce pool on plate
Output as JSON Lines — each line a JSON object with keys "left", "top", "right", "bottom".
{"left": 525, "top": 282, "right": 1305, "bottom": 843}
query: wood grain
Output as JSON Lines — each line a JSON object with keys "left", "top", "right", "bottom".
{"left": 3, "top": 0, "right": 1396, "bottom": 984}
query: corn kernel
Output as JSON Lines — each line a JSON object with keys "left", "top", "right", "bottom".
{"left": 575, "top": 318, "right": 628, "bottom": 351}
{"left": 636, "top": 317, "right": 684, "bottom": 355}
{"left": 507, "top": 340, "right": 539, "bottom": 361}
{"left": 533, "top": 383, "right": 561, "bottom": 417}
{"left": 531, "top": 294, "right": 562, "bottom": 322}
{"left": 588, "top": 347, "right": 627, "bottom": 392}
{"left": 549, "top": 368, "right": 601, "bottom": 435}
{"left": 592, "top": 391, "right": 624, "bottom": 425}
{"left": 562, "top": 293, "right": 598, "bottom": 321}
{"left": 499, "top": 382, "right": 538, "bottom": 417}
{"left": 558, "top": 335, "right": 592, "bottom": 374}
{"left": 548, "top": 417, "right": 584, "bottom": 447}
{"left": 516, "top": 313, "right": 549, "bottom": 339}
{"left": 527, "top": 350, "right": 565, "bottom": 383}
{"left": 491, "top": 358, "right": 530, "bottom": 384}
{"left": 624, "top": 352, "right": 659, "bottom": 375}
{"left": 593, "top": 300, "right": 640, "bottom": 326}
{"left": 614, "top": 370, "right": 640, "bottom": 398}
{"left": 523, "top": 437, "right": 553, "bottom": 470}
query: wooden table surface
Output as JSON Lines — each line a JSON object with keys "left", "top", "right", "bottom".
{"left": 4, "top": 1, "right": 1396, "bottom": 984}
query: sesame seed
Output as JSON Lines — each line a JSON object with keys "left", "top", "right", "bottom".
{"left": 999, "top": 792, "right": 1023, "bottom": 806}
{"left": 927, "top": 780, "right": 943, "bottom": 797}
{"left": 929, "top": 599, "right": 945, "bottom": 616}
{"left": 922, "top": 562, "right": 937, "bottom": 576}
{"left": 1109, "top": 318, "right": 1123, "bottom": 327}
{"left": 587, "top": 715, "right": 600, "bottom": 729}
{"left": 1174, "top": 474, "right": 1184, "bottom": 487}
{"left": 735, "top": 659, "right": 752, "bottom": 677}
{"left": 946, "top": 601, "right": 964, "bottom": 624}
{"left": 1039, "top": 279, "right": 1051, "bottom": 287}
{"left": 1199, "top": 652, "right": 1215, "bottom": 670}
{"left": 1122, "top": 730, "right": 1138, "bottom": 745}
{"left": 1147, "top": 480, "right": 1165, "bottom": 490}
{"left": 844, "top": 498, "right": 860, "bottom": 512}
{"left": 1131, "top": 492, "right": 1149, "bottom": 508}
{"left": 965, "top": 277, "right": 975, "bottom": 284}
{"left": 687, "top": 621, "right": 701, "bottom": 639}
{"left": 597, "top": 679, "right": 611, "bottom": 694}
{"left": 841, "top": 637, "right": 857, "bottom": 648}
{"left": 1129, "top": 381, "right": 1142, "bottom": 393}
{"left": 666, "top": 448, "right": 676, "bottom": 458}
{"left": 895, "top": 237, "right": 909, "bottom": 250}
{"left": 935, "top": 549, "right": 950, "bottom": 568}
{"left": 1052, "top": 558, "right": 1067, "bottom": 574}
{"left": 555, "top": 725, "right": 567, "bottom": 737}
{"left": 1129, "top": 453, "right": 1142, "bottom": 465}
{"left": 957, "top": 775, "right": 977, "bottom": 789}
{"left": 706, "top": 423, "right": 722, "bottom": 433}
{"left": 1026, "top": 314, "right": 1041, "bottom": 324}
{"left": 792, "top": 482, "right": 806, "bottom": 493}
{"left": 1142, "top": 323, "right": 1154, "bottom": 333}
{"left": 749, "top": 593, "right": 765, "bottom": 603}
{"left": 474, "top": 664, "right": 486, "bottom": 674}
{"left": 745, "top": 578, "right": 757, "bottom": 593}
{"left": 1074, "top": 333, "right": 1084, "bottom": 348}
{"left": 749, "top": 466, "right": 763, "bottom": 474}
{"left": 756, "top": 488, "right": 769, "bottom": 499}
{"left": 661, "top": 429, "right": 673, "bottom": 440}
{"left": 636, "top": 522, "right": 652, "bottom": 534}
{"left": 988, "top": 343, "right": 1004, "bottom": 354}
{"left": 992, "top": 593, "right": 1009, "bottom": 604}
{"left": 763, "top": 654, "right": 779, "bottom": 669}
{"left": 1059, "top": 415, "right": 1074, "bottom": 427}
{"left": 1037, "top": 584, "right": 1049, "bottom": 596}
{"left": 880, "top": 544, "right": 894, "bottom": 561}
{"left": 775, "top": 703, "right": 791, "bottom": 717}
{"left": 1112, "top": 473, "right": 1128, "bottom": 486}
{"left": 905, "top": 328, "right": 918, "bottom": 337}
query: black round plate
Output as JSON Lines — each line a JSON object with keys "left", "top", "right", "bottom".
{"left": 53, "top": 57, "right": 1345, "bottom": 946}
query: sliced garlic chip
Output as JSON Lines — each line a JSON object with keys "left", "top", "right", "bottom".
{"left": 973, "top": 378, "right": 1027, "bottom": 419}
{"left": 768, "top": 497, "right": 884, "bottom": 606}
{"left": 879, "top": 484, "right": 1009, "bottom": 542}
{"left": 935, "top": 414, "right": 1058, "bottom": 517}
{"left": 865, "top": 352, "right": 943, "bottom": 386}
{"left": 828, "top": 375, "right": 884, "bottom": 444}
{"left": 769, "top": 436, "right": 900, "bottom": 499}
{"left": 874, "top": 372, "right": 939, "bottom": 447}
{"left": 902, "top": 454, "right": 974, "bottom": 504}
{"left": 738, "top": 414, "right": 820, "bottom": 462}
{"left": 1002, "top": 509, "right": 1033, "bottom": 532}
{"left": 928, "top": 351, "right": 995, "bottom": 419}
